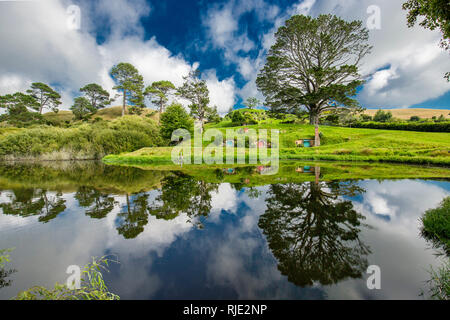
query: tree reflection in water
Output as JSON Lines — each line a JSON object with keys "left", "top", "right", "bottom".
{"left": 149, "top": 173, "right": 219, "bottom": 229}
{"left": 75, "top": 187, "right": 117, "bottom": 220}
{"left": 0, "top": 188, "right": 66, "bottom": 223}
{"left": 258, "top": 168, "right": 371, "bottom": 287}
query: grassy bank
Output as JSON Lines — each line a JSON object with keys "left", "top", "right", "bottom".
{"left": 103, "top": 123, "right": 450, "bottom": 166}
{"left": 421, "top": 197, "right": 450, "bottom": 255}
{"left": 0, "top": 116, "right": 162, "bottom": 161}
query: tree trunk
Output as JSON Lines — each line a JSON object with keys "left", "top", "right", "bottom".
{"left": 122, "top": 90, "right": 126, "bottom": 117}
{"left": 309, "top": 112, "right": 320, "bottom": 147}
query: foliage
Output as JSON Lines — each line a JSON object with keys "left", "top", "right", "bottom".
{"left": 160, "top": 103, "right": 194, "bottom": 140}
{"left": 350, "top": 121, "right": 450, "bottom": 132}
{"left": 14, "top": 256, "right": 120, "bottom": 300}
{"left": 421, "top": 196, "right": 450, "bottom": 255}
{"left": 177, "top": 69, "right": 213, "bottom": 124}
{"left": 27, "top": 82, "right": 62, "bottom": 114}
{"left": 207, "top": 106, "right": 221, "bottom": 123}
{"left": 110, "top": 63, "right": 145, "bottom": 116}
{"left": 0, "top": 116, "right": 162, "bottom": 159}
{"left": 80, "top": 83, "right": 112, "bottom": 110}
{"left": 256, "top": 14, "right": 372, "bottom": 125}
{"left": 243, "top": 97, "right": 261, "bottom": 110}
{"left": 70, "top": 97, "right": 97, "bottom": 120}
{"left": 421, "top": 260, "right": 450, "bottom": 300}
{"left": 144, "top": 80, "right": 176, "bottom": 115}
{"left": 373, "top": 109, "right": 393, "bottom": 122}
{"left": 231, "top": 110, "right": 258, "bottom": 126}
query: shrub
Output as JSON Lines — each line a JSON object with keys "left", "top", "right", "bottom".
{"left": 410, "top": 116, "right": 420, "bottom": 122}
{"left": 0, "top": 116, "right": 163, "bottom": 159}
{"left": 421, "top": 197, "right": 450, "bottom": 255}
{"left": 350, "top": 121, "right": 450, "bottom": 132}
{"left": 160, "top": 103, "right": 194, "bottom": 141}
{"left": 373, "top": 109, "right": 393, "bottom": 122}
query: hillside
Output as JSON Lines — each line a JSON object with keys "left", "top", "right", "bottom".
{"left": 104, "top": 123, "right": 450, "bottom": 166}
{"left": 43, "top": 106, "right": 161, "bottom": 124}
{"left": 364, "top": 108, "right": 450, "bottom": 120}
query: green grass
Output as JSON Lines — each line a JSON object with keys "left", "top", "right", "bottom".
{"left": 104, "top": 123, "right": 450, "bottom": 166}
{"left": 421, "top": 197, "right": 450, "bottom": 255}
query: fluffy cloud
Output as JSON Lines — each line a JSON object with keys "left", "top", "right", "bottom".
{"left": 309, "top": 0, "right": 450, "bottom": 107}
{"left": 204, "top": 0, "right": 449, "bottom": 107}
{"left": 0, "top": 0, "right": 236, "bottom": 113}
{"left": 203, "top": 70, "right": 237, "bottom": 113}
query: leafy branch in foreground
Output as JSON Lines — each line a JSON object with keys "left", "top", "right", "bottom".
{"left": 14, "top": 256, "right": 120, "bottom": 300}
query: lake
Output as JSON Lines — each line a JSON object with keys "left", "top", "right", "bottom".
{"left": 0, "top": 161, "right": 449, "bottom": 300}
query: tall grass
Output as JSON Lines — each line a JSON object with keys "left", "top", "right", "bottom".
{"left": 0, "top": 116, "right": 162, "bottom": 160}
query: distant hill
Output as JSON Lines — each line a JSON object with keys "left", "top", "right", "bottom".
{"left": 364, "top": 108, "right": 450, "bottom": 120}
{"left": 43, "top": 106, "right": 160, "bottom": 125}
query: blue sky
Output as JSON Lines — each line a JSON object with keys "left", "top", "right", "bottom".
{"left": 0, "top": 0, "right": 449, "bottom": 112}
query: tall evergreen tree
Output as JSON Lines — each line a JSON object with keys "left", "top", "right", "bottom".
{"left": 26, "top": 82, "right": 62, "bottom": 114}
{"left": 110, "top": 63, "right": 145, "bottom": 116}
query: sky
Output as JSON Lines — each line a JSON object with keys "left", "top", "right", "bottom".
{"left": 0, "top": 0, "right": 449, "bottom": 114}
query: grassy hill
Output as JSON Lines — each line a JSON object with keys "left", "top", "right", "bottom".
{"left": 104, "top": 123, "right": 450, "bottom": 166}
{"left": 364, "top": 108, "right": 450, "bottom": 120}
{"left": 43, "top": 106, "right": 160, "bottom": 125}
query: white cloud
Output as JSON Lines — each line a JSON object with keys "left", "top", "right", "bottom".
{"left": 0, "top": 0, "right": 234, "bottom": 112}
{"left": 203, "top": 70, "right": 236, "bottom": 114}
{"left": 308, "top": 0, "right": 450, "bottom": 107}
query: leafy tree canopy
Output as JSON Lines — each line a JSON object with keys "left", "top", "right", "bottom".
{"left": 70, "top": 97, "right": 97, "bottom": 121}
{"left": 110, "top": 63, "right": 145, "bottom": 116}
{"left": 177, "top": 69, "right": 212, "bottom": 126}
{"left": 27, "top": 82, "right": 61, "bottom": 114}
{"left": 160, "top": 103, "right": 194, "bottom": 140}
{"left": 256, "top": 14, "right": 372, "bottom": 125}
{"left": 80, "top": 83, "right": 112, "bottom": 110}
{"left": 144, "top": 80, "right": 176, "bottom": 115}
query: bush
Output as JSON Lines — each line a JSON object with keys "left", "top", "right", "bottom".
{"left": 373, "top": 109, "right": 393, "bottom": 122}
{"left": 421, "top": 197, "right": 450, "bottom": 255}
{"left": 350, "top": 121, "right": 450, "bottom": 132}
{"left": 410, "top": 116, "right": 420, "bottom": 122}
{"left": 0, "top": 116, "right": 163, "bottom": 159}
{"left": 160, "top": 103, "right": 194, "bottom": 141}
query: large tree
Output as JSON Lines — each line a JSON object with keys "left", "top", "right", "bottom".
{"left": 403, "top": 0, "right": 450, "bottom": 81}
{"left": 256, "top": 14, "right": 372, "bottom": 146}
{"left": 144, "top": 80, "right": 176, "bottom": 118}
{"left": 26, "top": 82, "right": 62, "bottom": 114}
{"left": 80, "top": 83, "right": 112, "bottom": 110}
{"left": 177, "top": 69, "right": 212, "bottom": 130}
{"left": 110, "top": 63, "right": 145, "bottom": 117}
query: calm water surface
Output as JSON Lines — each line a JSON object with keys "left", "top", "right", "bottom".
{"left": 0, "top": 162, "right": 448, "bottom": 299}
